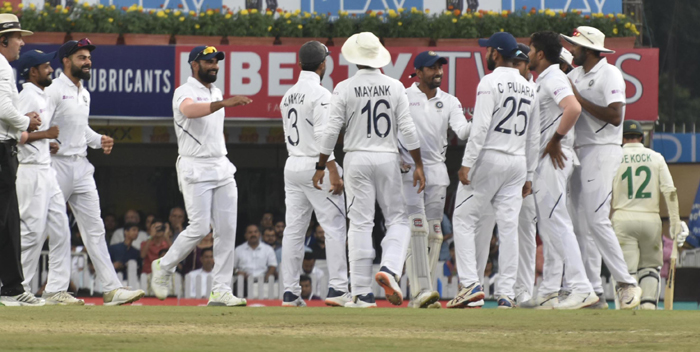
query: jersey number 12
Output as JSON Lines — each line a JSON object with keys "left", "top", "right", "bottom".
{"left": 621, "top": 166, "right": 652, "bottom": 199}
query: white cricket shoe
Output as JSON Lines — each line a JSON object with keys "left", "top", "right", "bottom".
{"left": 42, "top": 291, "right": 84, "bottom": 306}
{"left": 411, "top": 290, "right": 440, "bottom": 308}
{"left": 150, "top": 258, "right": 172, "bottom": 300}
{"left": 555, "top": 292, "right": 599, "bottom": 310}
{"left": 208, "top": 291, "right": 247, "bottom": 307}
{"left": 344, "top": 293, "right": 377, "bottom": 308}
{"left": 0, "top": 292, "right": 45, "bottom": 306}
{"left": 427, "top": 301, "right": 442, "bottom": 309}
{"left": 325, "top": 288, "right": 352, "bottom": 307}
{"left": 103, "top": 287, "right": 145, "bottom": 306}
{"left": 375, "top": 267, "right": 403, "bottom": 306}
{"left": 447, "top": 283, "right": 485, "bottom": 309}
{"left": 519, "top": 292, "right": 559, "bottom": 310}
{"left": 618, "top": 285, "right": 642, "bottom": 310}
{"left": 640, "top": 303, "right": 657, "bottom": 310}
{"left": 282, "top": 292, "right": 306, "bottom": 307}
{"left": 584, "top": 293, "right": 609, "bottom": 309}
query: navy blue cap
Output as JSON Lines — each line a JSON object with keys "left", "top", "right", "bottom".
{"left": 58, "top": 38, "right": 95, "bottom": 60}
{"left": 513, "top": 43, "right": 530, "bottom": 62}
{"left": 16, "top": 49, "right": 55, "bottom": 77}
{"left": 188, "top": 46, "right": 225, "bottom": 63}
{"left": 478, "top": 32, "right": 518, "bottom": 58}
{"left": 409, "top": 51, "right": 448, "bottom": 78}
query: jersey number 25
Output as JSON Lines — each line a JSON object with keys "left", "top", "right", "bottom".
{"left": 495, "top": 97, "right": 530, "bottom": 136}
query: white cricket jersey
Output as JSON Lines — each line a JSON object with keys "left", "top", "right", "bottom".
{"left": 280, "top": 71, "right": 334, "bottom": 161}
{"left": 46, "top": 73, "right": 102, "bottom": 157}
{"left": 16, "top": 83, "right": 53, "bottom": 165}
{"left": 398, "top": 83, "right": 471, "bottom": 166}
{"left": 172, "top": 77, "right": 227, "bottom": 158}
{"left": 612, "top": 143, "right": 676, "bottom": 214}
{"left": 568, "top": 58, "right": 626, "bottom": 147}
{"left": 536, "top": 64, "right": 575, "bottom": 151}
{"left": 0, "top": 54, "right": 29, "bottom": 141}
{"left": 461, "top": 67, "right": 539, "bottom": 180}
{"left": 320, "top": 68, "right": 420, "bottom": 155}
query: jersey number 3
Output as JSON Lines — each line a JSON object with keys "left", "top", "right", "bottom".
{"left": 621, "top": 166, "right": 652, "bottom": 199}
{"left": 495, "top": 97, "right": 530, "bottom": 136}
{"left": 287, "top": 108, "right": 299, "bottom": 146}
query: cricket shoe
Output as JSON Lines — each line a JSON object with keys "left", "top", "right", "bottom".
{"left": 446, "top": 283, "right": 485, "bottom": 308}
{"left": 584, "top": 293, "right": 609, "bottom": 310}
{"left": 427, "top": 301, "right": 442, "bottom": 309}
{"left": 150, "top": 259, "right": 172, "bottom": 300}
{"left": 640, "top": 302, "right": 657, "bottom": 310}
{"left": 0, "top": 292, "right": 45, "bottom": 306}
{"left": 281, "top": 292, "right": 306, "bottom": 307}
{"left": 208, "top": 291, "right": 247, "bottom": 307}
{"left": 325, "top": 288, "right": 352, "bottom": 307}
{"left": 344, "top": 293, "right": 377, "bottom": 308}
{"left": 42, "top": 291, "right": 84, "bottom": 306}
{"left": 412, "top": 290, "right": 440, "bottom": 308}
{"left": 497, "top": 296, "right": 516, "bottom": 309}
{"left": 555, "top": 292, "right": 599, "bottom": 310}
{"left": 103, "top": 287, "right": 145, "bottom": 306}
{"left": 618, "top": 285, "right": 642, "bottom": 310}
{"left": 375, "top": 266, "right": 403, "bottom": 306}
{"left": 558, "top": 289, "right": 571, "bottom": 302}
{"left": 466, "top": 299, "right": 484, "bottom": 309}
{"left": 519, "top": 292, "right": 559, "bottom": 310}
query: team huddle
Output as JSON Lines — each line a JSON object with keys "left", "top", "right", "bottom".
{"left": 0, "top": 10, "right": 686, "bottom": 310}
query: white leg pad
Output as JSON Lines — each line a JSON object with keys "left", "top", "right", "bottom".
{"left": 407, "top": 214, "right": 431, "bottom": 298}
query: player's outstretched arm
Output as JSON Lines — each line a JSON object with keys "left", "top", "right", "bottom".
{"left": 24, "top": 125, "right": 59, "bottom": 144}
{"left": 179, "top": 96, "right": 253, "bottom": 119}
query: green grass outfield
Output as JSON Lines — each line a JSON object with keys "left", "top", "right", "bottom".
{"left": 1, "top": 307, "right": 698, "bottom": 351}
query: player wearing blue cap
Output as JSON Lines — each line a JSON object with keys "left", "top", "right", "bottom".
{"left": 15, "top": 49, "right": 83, "bottom": 305}
{"left": 448, "top": 32, "right": 539, "bottom": 309}
{"left": 151, "top": 46, "right": 252, "bottom": 307}
{"left": 401, "top": 51, "right": 471, "bottom": 308}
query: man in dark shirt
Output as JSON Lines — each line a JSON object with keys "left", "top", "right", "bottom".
{"left": 108, "top": 222, "right": 142, "bottom": 276}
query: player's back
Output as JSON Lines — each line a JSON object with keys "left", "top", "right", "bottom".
{"left": 331, "top": 68, "right": 411, "bottom": 153}
{"left": 479, "top": 67, "right": 536, "bottom": 156}
{"left": 280, "top": 71, "right": 330, "bottom": 158}
{"left": 612, "top": 143, "right": 671, "bottom": 214}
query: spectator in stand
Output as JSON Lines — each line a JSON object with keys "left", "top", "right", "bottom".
{"left": 110, "top": 209, "right": 148, "bottom": 248}
{"left": 181, "top": 231, "right": 214, "bottom": 275}
{"left": 168, "top": 206, "right": 186, "bottom": 241}
{"left": 262, "top": 227, "right": 278, "bottom": 249}
{"left": 309, "top": 225, "right": 327, "bottom": 260}
{"left": 302, "top": 249, "right": 325, "bottom": 297}
{"left": 300, "top": 275, "right": 321, "bottom": 301}
{"left": 141, "top": 219, "right": 172, "bottom": 275}
{"left": 234, "top": 225, "right": 277, "bottom": 282}
{"left": 186, "top": 248, "right": 215, "bottom": 298}
{"left": 260, "top": 212, "right": 274, "bottom": 230}
{"left": 144, "top": 214, "right": 156, "bottom": 234}
{"left": 108, "top": 222, "right": 142, "bottom": 277}
{"left": 103, "top": 213, "right": 118, "bottom": 245}
{"left": 444, "top": 241, "right": 457, "bottom": 284}
{"left": 274, "top": 220, "right": 285, "bottom": 246}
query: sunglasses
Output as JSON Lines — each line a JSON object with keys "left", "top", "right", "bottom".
{"left": 193, "top": 46, "right": 218, "bottom": 62}
{"left": 572, "top": 29, "right": 595, "bottom": 45}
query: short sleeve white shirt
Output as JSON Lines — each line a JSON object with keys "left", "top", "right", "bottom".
{"left": 234, "top": 242, "right": 277, "bottom": 277}
{"left": 536, "top": 64, "right": 575, "bottom": 151}
{"left": 17, "top": 83, "right": 52, "bottom": 164}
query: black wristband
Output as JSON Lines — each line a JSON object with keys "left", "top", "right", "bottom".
{"left": 552, "top": 132, "right": 565, "bottom": 141}
{"left": 315, "top": 162, "right": 326, "bottom": 171}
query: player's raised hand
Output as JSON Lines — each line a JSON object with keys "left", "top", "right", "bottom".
{"left": 312, "top": 170, "right": 325, "bottom": 190}
{"left": 413, "top": 166, "right": 426, "bottom": 193}
{"left": 101, "top": 135, "right": 114, "bottom": 154}
{"left": 45, "top": 125, "right": 59, "bottom": 140}
{"left": 542, "top": 137, "right": 567, "bottom": 169}
{"left": 49, "top": 142, "right": 59, "bottom": 154}
{"left": 221, "top": 96, "right": 253, "bottom": 107}
{"left": 459, "top": 166, "right": 471, "bottom": 185}
{"left": 522, "top": 181, "right": 533, "bottom": 198}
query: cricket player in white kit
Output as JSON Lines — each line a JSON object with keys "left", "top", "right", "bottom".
{"left": 562, "top": 26, "right": 642, "bottom": 309}
{"left": 519, "top": 31, "right": 598, "bottom": 309}
{"left": 279, "top": 41, "right": 351, "bottom": 308}
{"left": 151, "top": 46, "right": 252, "bottom": 306}
{"left": 612, "top": 120, "right": 686, "bottom": 310}
{"left": 313, "top": 32, "right": 425, "bottom": 308}
{"left": 15, "top": 50, "right": 83, "bottom": 305}
{"left": 448, "top": 32, "right": 539, "bottom": 309}
{"left": 401, "top": 51, "right": 471, "bottom": 308}
{"left": 47, "top": 39, "right": 144, "bottom": 305}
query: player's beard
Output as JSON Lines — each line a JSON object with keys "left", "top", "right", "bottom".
{"left": 426, "top": 75, "right": 442, "bottom": 89}
{"left": 573, "top": 49, "right": 587, "bottom": 66}
{"left": 199, "top": 66, "right": 218, "bottom": 83}
{"left": 487, "top": 55, "right": 496, "bottom": 71}
{"left": 38, "top": 75, "right": 53, "bottom": 88}
{"left": 71, "top": 63, "right": 91, "bottom": 81}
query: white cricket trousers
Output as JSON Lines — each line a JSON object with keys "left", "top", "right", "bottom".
{"left": 534, "top": 148, "right": 593, "bottom": 295}
{"left": 160, "top": 156, "right": 238, "bottom": 293}
{"left": 52, "top": 155, "right": 121, "bottom": 292}
{"left": 571, "top": 144, "right": 636, "bottom": 291}
{"left": 344, "top": 151, "right": 409, "bottom": 296}
{"left": 281, "top": 156, "right": 348, "bottom": 296}
{"left": 17, "top": 164, "right": 72, "bottom": 293}
{"left": 453, "top": 150, "right": 526, "bottom": 298}
{"left": 515, "top": 194, "right": 537, "bottom": 301}
{"left": 402, "top": 164, "right": 448, "bottom": 220}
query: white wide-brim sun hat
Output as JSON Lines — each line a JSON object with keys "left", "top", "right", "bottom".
{"left": 341, "top": 32, "right": 391, "bottom": 68}
{"left": 560, "top": 26, "right": 614, "bottom": 54}
{"left": 0, "top": 14, "right": 33, "bottom": 37}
